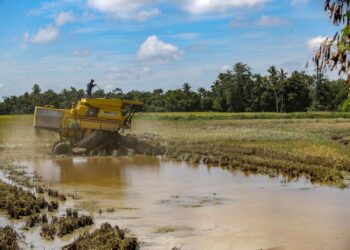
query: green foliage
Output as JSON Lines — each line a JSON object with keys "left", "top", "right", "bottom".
{"left": 283, "top": 71, "right": 312, "bottom": 112}
{"left": 311, "top": 73, "right": 348, "bottom": 111}
{"left": 136, "top": 112, "right": 350, "bottom": 120}
{"left": 341, "top": 96, "right": 350, "bottom": 112}
{"left": 316, "top": 1, "right": 350, "bottom": 77}
{"left": 0, "top": 63, "right": 348, "bottom": 114}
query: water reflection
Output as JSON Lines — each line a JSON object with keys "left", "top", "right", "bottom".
{"left": 25, "top": 155, "right": 161, "bottom": 185}
{"left": 17, "top": 156, "right": 350, "bottom": 250}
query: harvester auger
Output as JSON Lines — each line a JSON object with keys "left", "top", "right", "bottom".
{"left": 33, "top": 98, "right": 159, "bottom": 156}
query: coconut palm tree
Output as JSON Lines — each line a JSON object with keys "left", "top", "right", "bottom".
{"left": 267, "top": 66, "right": 280, "bottom": 112}
{"left": 182, "top": 82, "right": 191, "bottom": 96}
{"left": 278, "top": 69, "right": 287, "bottom": 112}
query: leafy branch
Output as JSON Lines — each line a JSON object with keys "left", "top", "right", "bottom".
{"left": 315, "top": 0, "right": 350, "bottom": 80}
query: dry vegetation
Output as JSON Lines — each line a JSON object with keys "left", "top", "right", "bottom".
{"left": 1, "top": 114, "right": 350, "bottom": 188}
{"left": 0, "top": 180, "right": 51, "bottom": 219}
{"left": 1, "top": 114, "right": 350, "bottom": 187}
{"left": 132, "top": 115, "right": 350, "bottom": 187}
{"left": 0, "top": 163, "right": 138, "bottom": 249}
{"left": 63, "top": 223, "right": 138, "bottom": 250}
{"left": 136, "top": 112, "right": 350, "bottom": 120}
{"left": 0, "top": 117, "right": 139, "bottom": 249}
{"left": 0, "top": 226, "right": 20, "bottom": 250}
{"left": 40, "top": 209, "right": 93, "bottom": 240}
{"left": 1, "top": 113, "right": 350, "bottom": 248}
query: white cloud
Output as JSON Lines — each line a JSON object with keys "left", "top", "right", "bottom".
{"left": 24, "top": 11, "right": 74, "bottom": 46}
{"left": 104, "top": 66, "right": 151, "bottom": 80}
{"left": 31, "top": 25, "right": 59, "bottom": 44}
{"left": 55, "top": 11, "right": 75, "bottom": 26}
{"left": 178, "top": 0, "right": 267, "bottom": 14}
{"left": 87, "top": 0, "right": 268, "bottom": 19}
{"left": 137, "top": 35, "right": 183, "bottom": 64}
{"left": 72, "top": 49, "right": 92, "bottom": 57}
{"left": 0, "top": 84, "right": 3, "bottom": 88}
{"left": 87, "top": 0, "right": 160, "bottom": 21}
{"left": 256, "top": 16, "right": 289, "bottom": 26}
{"left": 307, "top": 36, "right": 328, "bottom": 51}
{"left": 137, "top": 8, "right": 160, "bottom": 21}
{"left": 221, "top": 65, "right": 231, "bottom": 72}
{"left": 29, "top": 1, "right": 63, "bottom": 15}
{"left": 74, "top": 61, "right": 92, "bottom": 71}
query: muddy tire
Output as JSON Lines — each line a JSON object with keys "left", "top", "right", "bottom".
{"left": 53, "top": 142, "right": 72, "bottom": 155}
{"left": 51, "top": 141, "right": 62, "bottom": 153}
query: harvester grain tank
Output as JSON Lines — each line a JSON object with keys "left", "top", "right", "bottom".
{"left": 33, "top": 98, "right": 158, "bottom": 155}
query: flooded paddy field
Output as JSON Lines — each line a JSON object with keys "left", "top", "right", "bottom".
{"left": 5, "top": 156, "right": 348, "bottom": 250}
{"left": 1, "top": 115, "right": 350, "bottom": 249}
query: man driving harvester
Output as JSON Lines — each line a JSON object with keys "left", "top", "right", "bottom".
{"left": 86, "top": 79, "right": 96, "bottom": 97}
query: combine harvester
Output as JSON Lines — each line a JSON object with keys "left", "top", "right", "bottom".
{"left": 33, "top": 98, "right": 159, "bottom": 156}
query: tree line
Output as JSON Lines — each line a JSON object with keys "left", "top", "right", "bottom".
{"left": 0, "top": 63, "right": 349, "bottom": 114}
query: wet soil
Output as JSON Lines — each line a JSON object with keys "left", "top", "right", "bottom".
{"left": 6, "top": 156, "right": 350, "bottom": 250}
{"left": 1, "top": 116, "right": 350, "bottom": 249}
{"left": 2, "top": 115, "right": 350, "bottom": 187}
{"left": 0, "top": 160, "right": 138, "bottom": 249}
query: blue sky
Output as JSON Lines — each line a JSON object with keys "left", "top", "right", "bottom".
{"left": 0, "top": 0, "right": 337, "bottom": 96}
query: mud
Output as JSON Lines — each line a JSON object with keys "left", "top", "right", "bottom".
{"left": 1, "top": 116, "right": 350, "bottom": 249}
{"left": 165, "top": 145, "right": 349, "bottom": 188}
{"left": 331, "top": 134, "right": 350, "bottom": 146}
{"left": 154, "top": 227, "right": 176, "bottom": 234}
{"left": 0, "top": 161, "right": 108, "bottom": 248}
{"left": 160, "top": 194, "right": 223, "bottom": 208}
{"left": 14, "top": 156, "right": 350, "bottom": 250}
{"left": 0, "top": 163, "right": 37, "bottom": 188}
{"left": 63, "top": 222, "right": 138, "bottom": 250}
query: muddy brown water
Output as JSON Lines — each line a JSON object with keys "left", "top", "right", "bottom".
{"left": 2, "top": 156, "right": 350, "bottom": 250}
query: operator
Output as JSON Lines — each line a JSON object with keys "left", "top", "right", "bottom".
{"left": 86, "top": 79, "right": 96, "bottom": 98}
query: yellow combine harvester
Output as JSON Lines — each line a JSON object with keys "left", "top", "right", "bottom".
{"left": 34, "top": 98, "right": 157, "bottom": 156}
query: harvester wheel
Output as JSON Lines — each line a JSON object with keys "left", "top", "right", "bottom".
{"left": 53, "top": 142, "right": 72, "bottom": 155}
{"left": 51, "top": 141, "right": 62, "bottom": 153}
